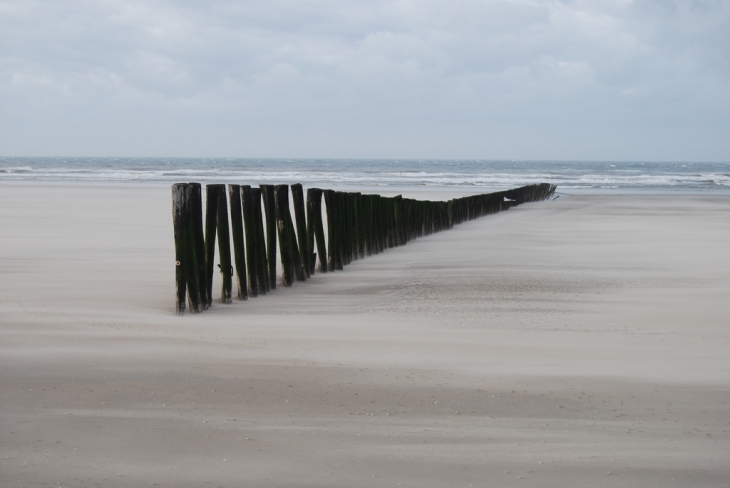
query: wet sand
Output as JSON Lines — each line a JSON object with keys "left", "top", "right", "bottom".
{"left": 1, "top": 183, "right": 729, "bottom": 487}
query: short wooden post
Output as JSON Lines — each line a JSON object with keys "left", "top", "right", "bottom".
{"left": 291, "top": 184, "right": 310, "bottom": 278}
{"left": 260, "top": 185, "right": 277, "bottom": 290}
{"left": 216, "top": 187, "right": 233, "bottom": 303}
{"left": 228, "top": 185, "right": 248, "bottom": 300}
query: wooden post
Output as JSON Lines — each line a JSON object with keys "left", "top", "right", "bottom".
{"left": 393, "top": 195, "right": 403, "bottom": 246}
{"left": 287, "top": 207, "right": 307, "bottom": 282}
{"left": 354, "top": 193, "right": 365, "bottom": 258}
{"left": 228, "top": 185, "right": 248, "bottom": 300}
{"left": 362, "top": 194, "right": 372, "bottom": 256}
{"left": 307, "top": 188, "right": 327, "bottom": 274}
{"left": 241, "top": 185, "right": 259, "bottom": 298}
{"left": 260, "top": 185, "right": 277, "bottom": 290}
{"left": 335, "top": 192, "right": 345, "bottom": 269}
{"left": 336, "top": 192, "right": 348, "bottom": 266}
{"left": 216, "top": 187, "right": 233, "bottom": 304}
{"left": 252, "top": 188, "right": 269, "bottom": 293}
{"left": 188, "top": 183, "right": 208, "bottom": 310}
{"left": 183, "top": 184, "right": 204, "bottom": 313}
{"left": 291, "top": 183, "right": 310, "bottom": 278}
{"left": 172, "top": 184, "right": 188, "bottom": 314}
{"left": 324, "top": 190, "right": 338, "bottom": 271}
{"left": 275, "top": 185, "right": 294, "bottom": 286}
{"left": 204, "top": 184, "right": 221, "bottom": 308}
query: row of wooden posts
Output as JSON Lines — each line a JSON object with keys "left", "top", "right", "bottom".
{"left": 171, "top": 183, "right": 557, "bottom": 314}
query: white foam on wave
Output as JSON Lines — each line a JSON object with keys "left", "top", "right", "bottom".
{"left": 1, "top": 158, "right": 729, "bottom": 191}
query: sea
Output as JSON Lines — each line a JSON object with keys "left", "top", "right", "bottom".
{"left": 1, "top": 157, "right": 729, "bottom": 193}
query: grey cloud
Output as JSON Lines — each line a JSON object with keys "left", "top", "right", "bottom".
{"left": 0, "top": 0, "right": 728, "bottom": 160}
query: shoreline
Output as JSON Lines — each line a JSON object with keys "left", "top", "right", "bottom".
{"left": 2, "top": 179, "right": 730, "bottom": 197}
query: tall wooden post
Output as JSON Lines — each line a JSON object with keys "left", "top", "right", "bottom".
{"left": 228, "top": 185, "right": 248, "bottom": 300}
{"left": 252, "top": 188, "right": 269, "bottom": 293}
{"left": 323, "top": 190, "right": 338, "bottom": 271}
{"left": 260, "top": 185, "right": 277, "bottom": 289}
{"left": 275, "top": 185, "right": 294, "bottom": 286}
{"left": 204, "top": 184, "right": 221, "bottom": 308}
{"left": 291, "top": 183, "right": 310, "bottom": 278}
{"left": 216, "top": 187, "right": 233, "bottom": 304}
{"left": 188, "top": 183, "right": 207, "bottom": 309}
{"left": 307, "top": 188, "right": 327, "bottom": 274}
{"left": 184, "top": 184, "right": 204, "bottom": 313}
{"left": 241, "top": 185, "right": 259, "bottom": 298}
{"left": 172, "top": 184, "right": 188, "bottom": 314}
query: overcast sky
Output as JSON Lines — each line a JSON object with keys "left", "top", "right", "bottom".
{"left": 1, "top": 0, "right": 728, "bottom": 160}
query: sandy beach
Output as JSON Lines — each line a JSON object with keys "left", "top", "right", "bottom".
{"left": 1, "top": 183, "right": 729, "bottom": 487}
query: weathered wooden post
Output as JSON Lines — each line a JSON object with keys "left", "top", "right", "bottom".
{"left": 216, "top": 187, "right": 233, "bottom": 304}
{"left": 204, "top": 184, "right": 222, "bottom": 308}
{"left": 287, "top": 210, "right": 307, "bottom": 282}
{"left": 172, "top": 183, "right": 188, "bottom": 314}
{"left": 307, "top": 188, "right": 327, "bottom": 274}
{"left": 373, "top": 194, "right": 382, "bottom": 253}
{"left": 183, "top": 184, "right": 204, "bottom": 312}
{"left": 347, "top": 193, "right": 358, "bottom": 260}
{"left": 260, "top": 185, "right": 277, "bottom": 289}
{"left": 291, "top": 183, "right": 310, "bottom": 278}
{"left": 188, "top": 183, "right": 208, "bottom": 309}
{"left": 228, "top": 185, "right": 248, "bottom": 300}
{"left": 323, "top": 190, "right": 338, "bottom": 271}
{"left": 392, "top": 195, "right": 402, "bottom": 246}
{"left": 241, "top": 185, "right": 260, "bottom": 297}
{"left": 252, "top": 188, "right": 270, "bottom": 293}
{"left": 354, "top": 193, "right": 365, "bottom": 258}
{"left": 336, "top": 192, "right": 349, "bottom": 266}
{"left": 275, "top": 185, "right": 295, "bottom": 286}
{"left": 362, "top": 194, "right": 372, "bottom": 256}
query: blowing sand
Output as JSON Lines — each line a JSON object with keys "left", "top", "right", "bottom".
{"left": 1, "top": 183, "right": 729, "bottom": 487}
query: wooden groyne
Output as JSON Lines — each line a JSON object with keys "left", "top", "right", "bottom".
{"left": 171, "top": 183, "right": 556, "bottom": 314}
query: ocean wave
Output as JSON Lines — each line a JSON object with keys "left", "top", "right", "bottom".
{"left": 1, "top": 158, "right": 729, "bottom": 191}
{"left": 0, "top": 166, "right": 33, "bottom": 173}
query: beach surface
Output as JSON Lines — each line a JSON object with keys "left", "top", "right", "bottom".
{"left": 1, "top": 183, "right": 729, "bottom": 487}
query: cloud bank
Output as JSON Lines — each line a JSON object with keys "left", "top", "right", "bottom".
{"left": 1, "top": 0, "right": 728, "bottom": 160}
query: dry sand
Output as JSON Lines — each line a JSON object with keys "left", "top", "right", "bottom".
{"left": 1, "top": 183, "right": 729, "bottom": 487}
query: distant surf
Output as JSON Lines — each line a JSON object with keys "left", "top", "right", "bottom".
{"left": 1, "top": 157, "right": 728, "bottom": 192}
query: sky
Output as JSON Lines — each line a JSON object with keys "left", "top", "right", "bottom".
{"left": 0, "top": 0, "right": 728, "bottom": 161}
